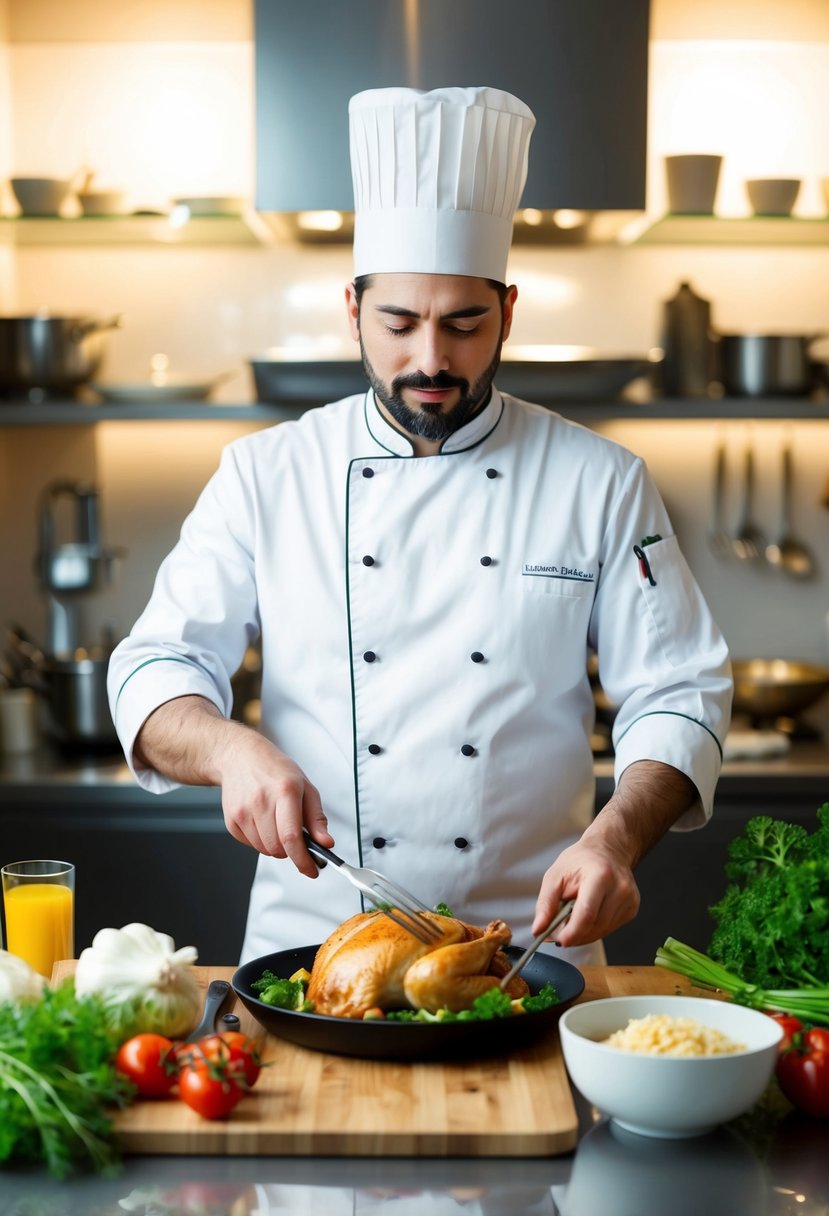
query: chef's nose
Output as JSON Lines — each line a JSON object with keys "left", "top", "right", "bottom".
{"left": 415, "top": 324, "right": 450, "bottom": 377}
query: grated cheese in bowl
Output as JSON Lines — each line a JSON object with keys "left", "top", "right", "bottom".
{"left": 602, "top": 1012, "right": 746, "bottom": 1056}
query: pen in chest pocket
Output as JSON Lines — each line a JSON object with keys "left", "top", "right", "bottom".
{"left": 633, "top": 534, "right": 661, "bottom": 586}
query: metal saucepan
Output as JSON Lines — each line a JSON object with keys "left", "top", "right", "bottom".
{"left": 715, "top": 333, "right": 825, "bottom": 397}
{"left": 233, "top": 945, "right": 585, "bottom": 1061}
{"left": 0, "top": 313, "right": 122, "bottom": 395}
{"left": 33, "top": 656, "right": 119, "bottom": 747}
{"left": 731, "top": 658, "right": 829, "bottom": 723}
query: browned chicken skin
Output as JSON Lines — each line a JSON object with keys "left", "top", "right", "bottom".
{"left": 306, "top": 911, "right": 530, "bottom": 1018}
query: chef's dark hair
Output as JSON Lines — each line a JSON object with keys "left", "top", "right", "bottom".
{"left": 352, "top": 274, "right": 508, "bottom": 318}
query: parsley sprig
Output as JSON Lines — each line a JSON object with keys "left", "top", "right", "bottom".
{"left": 0, "top": 981, "right": 134, "bottom": 1178}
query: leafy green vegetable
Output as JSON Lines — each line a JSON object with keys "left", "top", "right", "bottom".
{"left": 385, "top": 982, "right": 560, "bottom": 1023}
{"left": 706, "top": 804, "right": 829, "bottom": 990}
{"left": 0, "top": 981, "right": 134, "bottom": 1179}
{"left": 655, "top": 937, "right": 829, "bottom": 1025}
{"left": 521, "top": 983, "right": 561, "bottom": 1013}
{"left": 251, "top": 971, "right": 312, "bottom": 1012}
{"left": 433, "top": 903, "right": 455, "bottom": 917}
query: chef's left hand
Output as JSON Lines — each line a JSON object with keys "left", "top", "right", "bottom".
{"left": 530, "top": 759, "right": 698, "bottom": 946}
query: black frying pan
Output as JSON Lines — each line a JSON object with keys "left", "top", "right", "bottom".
{"left": 232, "top": 945, "right": 585, "bottom": 1061}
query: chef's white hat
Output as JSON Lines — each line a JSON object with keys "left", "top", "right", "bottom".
{"left": 349, "top": 85, "right": 536, "bottom": 282}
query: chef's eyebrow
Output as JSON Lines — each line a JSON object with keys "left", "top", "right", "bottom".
{"left": 374, "top": 304, "right": 492, "bottom": 320}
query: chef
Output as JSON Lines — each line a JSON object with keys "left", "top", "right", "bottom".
{"left": 108, "top": 85, "right": 732, "bottom": 966}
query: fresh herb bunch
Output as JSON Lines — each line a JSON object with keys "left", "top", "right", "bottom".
{"left": 0, "top": 981, "right": 134, "bottom": 1179}
{"left": 707, "top": 805, "right": 829, "bottom": 989}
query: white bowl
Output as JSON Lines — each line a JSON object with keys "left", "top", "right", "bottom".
{"left": 77, "top": 190, "right": 127, "bottom": 216}
{"left": 559, "top": 995, "right": 782, "bottom": 1139}
{"left": 746, "top": 177, "right": 801, "bottom": 216}
{"left": 10, "top": 176, "right": 72, "bottom": 216}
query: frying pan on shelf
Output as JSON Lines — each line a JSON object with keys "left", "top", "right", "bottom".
{"left": 232, "top": 944, "right": 584, "bottom": 1061}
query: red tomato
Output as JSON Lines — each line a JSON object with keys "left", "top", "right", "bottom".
{"left": 177, "top": 1058, "right": 245, "bottom": 1120}
{"left": 115, "top": 1033, "right": 178, "bottom": 1098}
{"left": 768, "top": 1012, "right": 804, "bottom": 1053}
{"left": 777, "top": 1028, "right": 829, "bottom": 1118}
{"left": 178, "top": 1032, "right": 262, "bottom": 1089}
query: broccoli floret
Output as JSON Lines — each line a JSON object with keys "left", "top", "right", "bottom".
{"left": 521, "top": 983, "right": 560, "bottom": 1013}
{"left": 251, "top": 972, "right": 307, "bottom": 1011}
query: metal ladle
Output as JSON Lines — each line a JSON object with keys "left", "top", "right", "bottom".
{"left": 707, "top": 443, "right": 733, "bottom": 559}
{"left": 731, "top": 444, "right": 767, "bottom": 561}
{"left": 766, "top": 445, "right": 817, "bottom": 579}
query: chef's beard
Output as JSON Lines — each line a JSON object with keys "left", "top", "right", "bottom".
{"left": 359, "top": 337, "right": 503, "bottom": 443}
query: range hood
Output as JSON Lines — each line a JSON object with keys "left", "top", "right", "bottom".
{"left": 254, "top": 0, "right": 649, "bottom": 223}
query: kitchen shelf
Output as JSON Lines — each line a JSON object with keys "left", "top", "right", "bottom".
{"left": 631, "top": 214, "right": 829, "bottom": 246}
{"left": 0, "top": 212, "right": 271, "bottom": 247}
{"left": 1, "top": 397, "right": 828, "bottom": 426}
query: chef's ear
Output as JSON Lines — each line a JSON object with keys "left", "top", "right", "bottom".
{"left": 345, "top": 281, "right": 360, "bottom": 340}
{"left": 501, "top": 284, "right": 518, "bottom": 341}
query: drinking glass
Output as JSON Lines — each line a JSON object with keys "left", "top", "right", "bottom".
{"left": 2, "top": 860, "right": 75, "bottom": 978}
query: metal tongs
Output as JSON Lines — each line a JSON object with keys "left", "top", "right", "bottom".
{"left": 302, "top": 829, "right": 443, "bottom": 945}
{"left": 499, "top": 899, "right": 576, "bottom": 991}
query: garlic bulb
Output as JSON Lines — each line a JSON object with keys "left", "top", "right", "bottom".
{"left": 0, "top": 948, "right": 46, "bottom": 1004}
{"left": 74, "top": 923, "right": 200, "bottom": 1038}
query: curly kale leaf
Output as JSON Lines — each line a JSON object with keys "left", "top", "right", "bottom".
{"left": 724, "top": 815, "right": 809, "bottom": 883}
{"left": 708, "top": 807, "right": 829, "bottom": 990}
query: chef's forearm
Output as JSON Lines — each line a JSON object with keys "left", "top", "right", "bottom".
{"left": 133, "top": 694, "right": 245, "bottom": 786}
{"left": 584, "top": 760, "right": 697, "bottom": 870}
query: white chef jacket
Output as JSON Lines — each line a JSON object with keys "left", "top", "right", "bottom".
{"left": 109, "top": 389, "right": 731, "bottom": 966}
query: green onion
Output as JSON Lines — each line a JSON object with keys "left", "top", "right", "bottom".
{"left": 655, "top": 937, "right": 829, "bottom": 1026}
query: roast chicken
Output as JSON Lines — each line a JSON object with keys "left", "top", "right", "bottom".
{"left": 305, "top": 910, "right": 530, "bottom": 1018}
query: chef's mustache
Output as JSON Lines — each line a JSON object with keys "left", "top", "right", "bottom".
{"left": 393, "top": 371, "right": 469, "bottom": 393}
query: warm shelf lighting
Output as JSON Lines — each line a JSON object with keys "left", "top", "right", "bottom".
{"left": 296, "top": 210, "right": 345, "bottom": 232}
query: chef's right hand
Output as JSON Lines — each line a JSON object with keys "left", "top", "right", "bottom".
{"left": 134, "top": 694, "right": 333, "bottom": 877}
{"left": 217, "top": 728, "right": 334, "bottom": 877}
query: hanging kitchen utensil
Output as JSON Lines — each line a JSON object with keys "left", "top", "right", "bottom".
{"left": 765, "top": 445, "right": 817, "bottom": 579}
{"left": 731, "top": 445, "right": 767, "bottom": 561}
{"left": 707, "top": 443, "right": 732, "bottom": 559}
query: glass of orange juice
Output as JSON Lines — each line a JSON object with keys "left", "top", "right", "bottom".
{"left": 2, "top": 860, "right": 75, "bottom": 979}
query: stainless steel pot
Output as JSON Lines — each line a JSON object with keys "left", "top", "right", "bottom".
{"left": 716, "top": 333, "right": 824, "bottom": 397}
{"left": 0, "top": 314, "right": 122, "bottom": 395}
{"left": 38, "top": 657, "right": 118, "bottom": 747}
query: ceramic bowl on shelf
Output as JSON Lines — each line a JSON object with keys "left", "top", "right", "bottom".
{"left": 745, "top": 178, "right": 801, "bottom": 217}
{"left": 77, "top": 190, "right": 127, "bottom": 217}
{"left": 558, "top": 995, "right": 782, "bottom": 1139}
{"left": 10, "top": 176, "right": 73, "bottom": 216}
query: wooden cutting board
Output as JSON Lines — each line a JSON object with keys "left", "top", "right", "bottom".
{"left": 51, "top": 962, "right": 703, "bottom": 1158}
